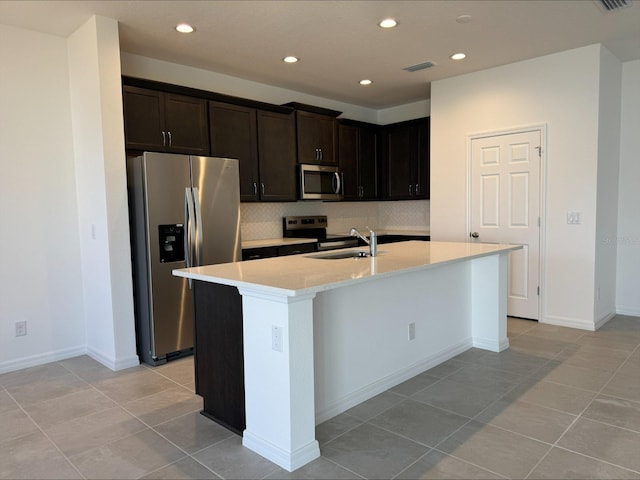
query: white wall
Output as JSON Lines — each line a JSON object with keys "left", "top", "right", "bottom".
{"left": 431, "top": 44, "right": 607, "bottom": 329}
{"left": 0, "top": 24, "right": 86, "bottom": 372}
{"left": 594, "top": 47, "right": 621, "bottom": 325}
{"left": 616, "top": 60, "right": 640, "bottom": 316}
{"left": 67, "top": 16, "right": 138, "bottom": 370}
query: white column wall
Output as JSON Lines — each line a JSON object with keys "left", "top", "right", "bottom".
{"left": 67, "top": 16, "right": 138, "bottom": 369}
{"left": 431, "top": 45, "right": 602, "bottom": 329}
{"left": 594, "top": 46, "right": 621, "bottom": 326}
{"left": 0, "top": 24, "right": 86, "bottom": 372}
{"left": 616, "top": 60, "right": 640, "bottom": 316}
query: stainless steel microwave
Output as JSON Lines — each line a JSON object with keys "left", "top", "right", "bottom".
{"left": 299, "top": 164, "right": 344, "bottom": 201}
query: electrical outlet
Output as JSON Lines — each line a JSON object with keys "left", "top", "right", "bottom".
{"left": 408, "top": 322, "right": 416, "bottom": 341}
{"left": 271, "top": 325, "right": 283, "bottom": 352}
{"left": 15, "top": 321, "right": 27, "bottom": 337}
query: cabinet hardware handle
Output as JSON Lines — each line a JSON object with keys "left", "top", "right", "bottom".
{"left": 161, "top": 131, "right": 166, "bottom": 146}
{"left": 409, "top": 184, "right": 413, "bottom": 195}
{"left": 261, "top": 183, "right": 265, "bottom": 197}
{"left": 168, "top": 131, "right": 172, "bottom": 147}
{"left": 319, "top": 148, "right": 323, "bottom": 161}
{"left": 415, "top": 184, "right": 420, "bottom": 195}
{"left": 253, "top": 182, "right": 258, "bottom": 196}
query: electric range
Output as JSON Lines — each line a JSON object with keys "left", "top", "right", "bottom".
{"left": 282, "top": 215, "right": 359, "bottom": 251}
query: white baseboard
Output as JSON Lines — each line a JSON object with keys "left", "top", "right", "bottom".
{"left": 86, "top": 346, "right": 140, "bottom": 371}
{"left": 0, "top": 345, "right": 86, "bottom": 374}
{"left": 616, "top": 306, "right": 640, "bottom": 317}
{"left": 243, "top": 431, "right": 320, "bottom": 472}
{"left": 595, "top": 311, "right": 616, "bottom": 330}
{"left": 314, "top": 338, "right": 472, "bottom": 424}
{"left": 541, "top": 315, "right": 596, "bottom": 331}
{"left": 473, "top": 337, "right": 510, "bottom": 352}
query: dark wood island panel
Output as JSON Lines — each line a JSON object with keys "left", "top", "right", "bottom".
{"left": 193, "top": 281, "right": 245, "bottom": 434}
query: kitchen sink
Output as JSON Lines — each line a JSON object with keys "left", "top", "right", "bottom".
{"left": 307, "top": 250, "right": 370, "bottom": 260}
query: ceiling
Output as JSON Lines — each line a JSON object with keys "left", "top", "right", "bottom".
{"left": 1, "top": 0, "right": 639, "bottom": 108}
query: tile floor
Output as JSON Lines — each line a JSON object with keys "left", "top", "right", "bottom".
{"left": 1, "top": 315, "right": 640, "bottom": 479}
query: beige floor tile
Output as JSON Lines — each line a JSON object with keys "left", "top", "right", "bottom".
{"left": 523, "top": 324, "right": 586, "bottom": 342}
{"left": 531, "top": 362, "right": 612, "bottom": 392}
{"left": 0, "top": 388, "right": 19, "bottom": 415}
{"left": 321, "top": 423, "right": 429, "bottom": 479}
{"left": 141, "top": 457, "right": 220, "bottom": 479}
{"left": 558, "top": 417, "right": 640, "bottom": 472}
{"left": 45, "top": 406, "right": 147, "bottom": 457}
{"left": 507, "top": 317, "right": 537, "bottom": 337}
{"left": 5, "top": 373, "right": 90, "bottom": 407}
{"left": 506, "top": 380, "right": 595, "bottom": 415}
{"left": 0, "top": 431, "right": 81, "bottom": 479}
{"left": 124, "top": 387, "right": 202, "bottom": 426}
{"left": 152, "top": 357, "right": 195, "bottom": 386}
{"left": 602, "top": 371, "right": 640, "bottom": 403}
{"left": 315, "top": 413, "right": 363, "bottom": 445}
{"left": 93, "top": 370, "right": 178, "bottom": 404}
{"left": 69, "top": 429, "right": 185, "bottom": 479}
{"left": 0, "top": 362, "right": 71, "bottom": 388}
{"left": 529, "top": 447, "right": 640, "bottom": 479}
{"left": 0, "top": 409, "right": 39, "bottom": 444}
{"left": 397, "top": 449, "right": 503, "bottom": 479}
{"left": 389, "top": 373, "right": 440, "bottom": 396}
{"left": 153, "top": 411, "right": 235, "bottom": 454}
{"left": 343, "top": 390, "right": 405, "bottom": 421}
{"left": 575, "top": 331, "right": 640, "bottom": 352}
{"left": 508, "top": 335, "right": 575, "bottom": 359}
{"left": 583, "top": 395, "right": 640, "bottom": 433}
{"left": 437, "top": 420, "right": 550, "bottom": 479}
{"left": 556, "top": 344, "right": 631, "bottom": 372}
{"left": 265, "top": 456, "right": 361, "bottom": 479}
{"left": 194, "top": 435, "right": 280, "bottom": 479}
{"left": 24, "top": 388, "right": 116, "bottom": 429}
{"left": 475, "top": 398, "right": 576, "bottom": 443}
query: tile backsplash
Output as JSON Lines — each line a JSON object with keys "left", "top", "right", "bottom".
{"left": 241, "top": 200, "right": 429, "bottom": 240}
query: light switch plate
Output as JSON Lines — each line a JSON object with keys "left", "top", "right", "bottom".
{"left": 567, "top": 211, "right": 581, "bottom": 224}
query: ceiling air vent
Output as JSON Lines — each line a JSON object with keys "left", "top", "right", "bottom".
{"left": 404, "top": 61, "right": 435, "bottom": 72}
{"left": 595, "top": 0, "right": 630, "bottom": 11}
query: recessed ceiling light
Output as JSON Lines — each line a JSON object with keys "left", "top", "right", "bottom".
{"left": 175, "top": 23, "right": 195, "bottom": 33}
{"left": 283, "top": 56, "right": 299, "bottom": 63}
{"left": 378, "top": 18, "right": 397, "bottom": 28}
{"left": 359, "top": 79, "right": 373, "bottom": 86}
{"left": 456, "top": 14, "right": 472, "bottom": 24}
{"left": 450, "top": 52, "right": 466, "bottom": 60}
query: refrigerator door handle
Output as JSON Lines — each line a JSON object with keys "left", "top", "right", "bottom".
{"left": 192, "top": 187, "right": 204, "bottom": 267}
{"left": 184, "top": 187, "right": 196, "bottom": 288}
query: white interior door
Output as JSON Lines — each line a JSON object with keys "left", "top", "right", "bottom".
{"left": 470, "top": 130, "right": 541, "bottom": 320}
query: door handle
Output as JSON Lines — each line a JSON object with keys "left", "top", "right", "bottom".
{"left": 470, "top": 232, "right": 480, "bottom": 238}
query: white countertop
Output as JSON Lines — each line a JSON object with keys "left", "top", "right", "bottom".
{"left": 241, "top": 230, "right": 430, "bottom": 249}
{"left": 174, "top": 241, "right": 519, "bottom": 297}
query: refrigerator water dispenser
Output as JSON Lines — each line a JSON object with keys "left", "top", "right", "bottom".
{"left": 158, "top": 224, "right": 185, "bottom": 263}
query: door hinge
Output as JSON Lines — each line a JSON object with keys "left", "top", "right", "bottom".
{"left": 535, "top": 145, "right": 542, "bottom": 157}
{"left": 537, "top": 286, "right": 540, "bottom": 296}
{"left": 538, "top": 217, "right": 541, "bottom": 227}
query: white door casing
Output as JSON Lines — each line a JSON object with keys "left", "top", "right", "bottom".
{"left": 469, "top": 129, "right": 542, "bottom": 320}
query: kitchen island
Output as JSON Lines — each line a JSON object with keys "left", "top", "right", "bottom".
{"left": 174, "top": 241, "right": 521, "bottom": 471}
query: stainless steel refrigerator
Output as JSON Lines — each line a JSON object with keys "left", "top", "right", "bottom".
{"left": 127, "top": 152, "right": 241, "bottom": 366}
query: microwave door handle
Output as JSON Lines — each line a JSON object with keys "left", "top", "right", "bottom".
{"left": 333, "top": 171, "right": 342, "bottom": 195}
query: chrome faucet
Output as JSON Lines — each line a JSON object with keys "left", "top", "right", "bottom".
{"left": 349, "top": 227, "right": 378, "bottom": 257}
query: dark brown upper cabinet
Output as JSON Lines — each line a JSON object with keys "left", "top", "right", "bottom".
{"left": 256, "top": 110, "right": 298, "bottom": 201}
{"left": 381, "top": 117, "right": 430, "bottom": 200}
{"left": 209, "top": 102, "right": 296, "bottom": 202}
{"left": 283, "top": 103, "right": 341, "bottom": 166}
{"left": 338, "top": 122, "right": 378, "bottom": 201}
{"left": 123, "top": 86, "right": 209, "bottom": 155}
{"left": 209, "top": 102, "right": 259, "bottom": 202}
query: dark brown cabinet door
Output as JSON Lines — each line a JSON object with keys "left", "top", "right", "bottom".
{"left": 164, "top": 94, "right": 209, "bottom": 155}
{"left": 359, "top": 128, "right": 378, "bottom": 200}
{"left": 296, "top": 111, "right": 337, "bottom": 165}
{"left": 383, "top": 118, "right": 429, "bottom": 200}
{"left": 339, "top": 124, "right": 378, "bottom": 200}
{"left": 123, "top": 86, "right": 165, "bottom": 151}
{"left": 209, "top": 102, "right": 259, "bottom": 201}
{"left": 123, "top": 86, "right": 209, "bottom": 155}
{"left": 385, "top": 124, "right": 415, "bottom": 199}
{"left": 257, "top": 110, "right": 297, "bottom": 201}
{"left": 338, "top": 124, "right": 359, "bottom": 200}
